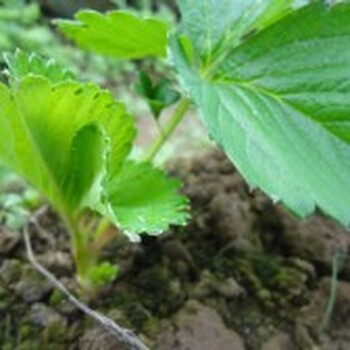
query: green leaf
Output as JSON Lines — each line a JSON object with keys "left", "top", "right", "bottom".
{"left": 89, "top": 261, "right": 119, "bottom": 286}
{"left": 57, "top": 10, "right": 169, "bottom": 59}
{"left": 154, "top": 79, "right": 181, "bottom": 107}
{"left": 135, "top": 71, "right": 154, "bottom": 98}
{"left": 100, "top": 161, "right": 189, "bottom": 242}
{"left": 135, "top": 72, "right": 181, "bottom": 118}
{"left": 63, "top": 124, "right": 105, "bottom": 211}
{"left": 0, "top": 76, "right": 135, "bottom": 216}
{"left": 178, "top": 0, "right": 301, "bottom": 64}
{"left": 3, "top": 49, "right": 75, "bottom": 82}
{"left": 173, "top": 2, "right": 350, "bottom": 225}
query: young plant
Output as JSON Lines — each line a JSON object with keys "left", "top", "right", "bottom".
{"left": 0, "top": 50, "right": 189, "bottom": 289}
{"left": 2, "top": 0, "right": 350, "bottom": 291}
{"left": 58, "top": 0, "right": 350, "bottom": 228}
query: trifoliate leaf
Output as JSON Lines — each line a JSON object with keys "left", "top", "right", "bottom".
{"left": 57, "top": 10, "right": 169, "bottom": 59}
{"left": 0, "top": 76, "right": 135, "bottom": 216}
{"left": 173, "top": 2, "right": 350, "bottom": 226}
{"left": 3, "top": 49, "right": 75, "bottom": 82}
{"left": 100, "top": 161, "right": 189, "bottom": 242}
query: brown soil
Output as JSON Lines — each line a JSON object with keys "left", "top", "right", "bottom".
{"left": 1, "top": 150, "right": 350, "bottom": 350}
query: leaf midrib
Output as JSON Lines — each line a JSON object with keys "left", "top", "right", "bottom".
{"left": 215, "top": 79, "right": 350, "bottom": 207}
{"left": 201, "top": 1, "right": 297, "bottom": 79}
{"left": 212, "top": 74, "right": 350, "bottom": 148}
{"left": 13, "top": 87, "right": 68, "bottom": 216}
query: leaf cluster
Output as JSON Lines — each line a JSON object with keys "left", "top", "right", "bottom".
{"left": 2, "top": 0, "right": 350, "bottom": 287}
{"left": 1, "top": 50, "right": 189, "bottom": 239}
{"left": 58, "top": 0, "right": 350, "bottom": 227}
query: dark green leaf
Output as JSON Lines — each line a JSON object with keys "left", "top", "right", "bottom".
{"left": 135, "top": 73, "right": 181, "bottom": 118}
{"left": 173, "top": 2, "right": 350, "bottom": 225}
{"left": 135, "top": 71, "right": 154, "bottom": 98}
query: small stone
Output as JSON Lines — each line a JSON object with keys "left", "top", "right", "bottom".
{"left": 191, "top": 270, "right": 214, "bottom": 298}
{"left": 191, "top": 271, "right": 244, "bottom": 300}
{"left": 215, "top": 277, "right": 245, "bottom": 299}
{"left": 0, "top": 228, "right": 21, "bottom": 254}
{"left": 154, "top": 300, "right": 246, "bottom": 350}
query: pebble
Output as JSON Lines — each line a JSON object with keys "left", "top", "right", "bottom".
{"left": 154, "top": 300, "right": 246, "bottom": 350}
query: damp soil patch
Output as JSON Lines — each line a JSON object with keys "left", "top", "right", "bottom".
{"left": 1, "top": 150, "right": 350, "bottom": 350}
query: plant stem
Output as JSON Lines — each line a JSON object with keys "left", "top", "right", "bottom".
{"left": 24, "top": 219, "right": 149, "bottom": 350}
{"left": 63, "top": 213, "right": 95, "bottom": 289}
{"left": 319, "top": 250, "right": 343, "bottom": 333}
{"left": 95, "top": 215, "right": 112, "bottom": 239}
{"left": 143, "top": 97, "right": 192, "bottom": 162}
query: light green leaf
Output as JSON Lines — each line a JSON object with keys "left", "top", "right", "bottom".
{"left": 89, "top": 261, "right": 119, "bottom": 286}
{"left": 100, "top": 161, "right": 189, "bottom": 242}
{"left": 3, "top": 49, "right": 75, "bottom": 82}
{"left": 173, "top": 2, "right": 350, "bottom": 225}
{"left": 63, "top": 124, "right": 105, "bottom": 211}
{"left": 57, "top": 10, "right": 169, "bottom": 59}
{"left": 0, "top": 76, "right": 135, "bottom": 215}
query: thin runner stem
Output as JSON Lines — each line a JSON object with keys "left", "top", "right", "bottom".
{"left": 143, "top": 97, "right": 192, "bottom": 162}
{"left": 319, "top": 249, "right": 345, "bottom": 334}
{"left": 23, "top": 215, "right": 149, "bottom": 350}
